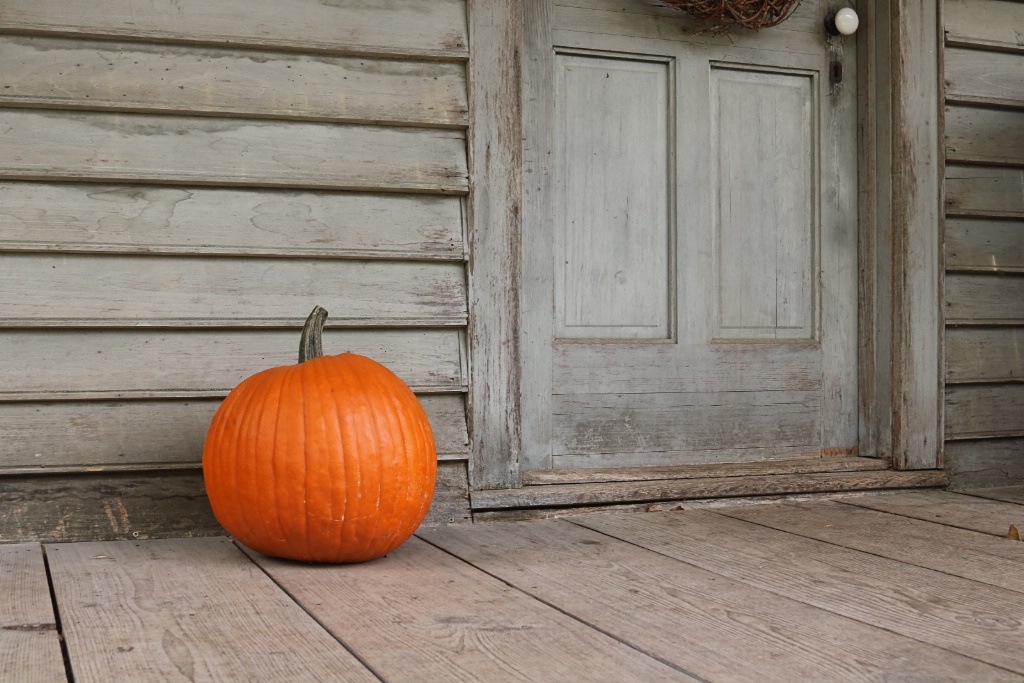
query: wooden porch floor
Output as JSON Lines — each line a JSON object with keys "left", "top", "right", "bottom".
{"left": 4, "top": 487, "right": 1024, "bottom": 682}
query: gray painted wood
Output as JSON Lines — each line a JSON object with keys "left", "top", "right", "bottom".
{"left": 0, "top": 0, "right": 469, "bottom": 60}
{"left": 946, "top": 165, "right": 1024, "bottom": 218}
{"left": 0, "top": 183, "right": 465, "bottom": 260}
{"left": 45, "top": 538, "right": 379, "bottom": 682}
{"left": 0, "top": 394, "right": 468, "bottom": 471}
{"left": 946, "top": 218, "right": 1024, "bottom": 273}
{"left": 0, "top": 255, "right": 467, "bottom": 326}
{"left": 946, "top": 327, "right": 1024, "bottom": 383}
{"left": 248, "top": 536, "right": 689, "bottom": 682}
{"left": 965, "top": 485, "right": 1024, "bottom": 505}
{"left": 0, "top": 36, "right": 468, "bottom": 127}
{"left": 719, "top": 501, "right": 1024, "bottom": 593}
{"left": 842, "top": 489, "right": 1024, "bottom": 537}
{"left": 470, "top": 469, "right": 947, "bottom": 510}
{"left": 467, "top": 0, "right": 524, "bottom": 489}
{"left": 945, "top": 105, "right": 1024, "bottom": 166}
{"left": 421, "top": 515, "right": 1013, "bottom": 682}
{"left": 576, "top": 508, "right": 1024, "bottom": 674}
{"left": 945, "top": 46, "right": 1024, "bottom": 109}
{"left": 0, "top": 544, "right": 67, "bottom": 683}
{"left": 946, "top": 384, "right": 1024, "bottom": 439}
{"left": 946, "top": 273, "right": 1024, "bottom": 324}
{"left": 946, "top": 439, "right": 1024, "bottom": 490}
{"left": 944, "top": 0, "right": 1024, "bottom": 54}
{"left": 0, "top": 111, "right": 468, "bottom": 194}
{"left": 0, "top": 329, "right": 464, "bottom": 397}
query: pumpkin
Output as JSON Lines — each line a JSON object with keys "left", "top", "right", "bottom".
{"left": 202, "top": 306, "right": 437, "bottom": 563}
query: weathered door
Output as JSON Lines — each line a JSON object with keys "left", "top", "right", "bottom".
{"left": 521, "top": 0, "right": 858, "bottom": 471}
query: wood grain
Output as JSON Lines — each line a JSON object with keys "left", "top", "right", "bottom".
{"left": 0, "top": 183, "right": 465, "bottom": 260}
{"left": 842, "top": 489, "right": 1024, "bottom": 537}
{"left": 945, "top": 218, "right": 1024, "bottom": 273}
{"left": 470, "top": 470, "right": 947, "bottom": 510}
{"left": 576, "top": 508, "right": 1024, "bottom": 673}
{"left": 946, "top": 438, "right": 1024, "bottom": 489}
{"left": 45, "top": 538, "right": 379, "bottom": 682}
{"left": 946, "top": 384, "right": 1024, "bottom": 439}
{"left": 0, "top": 36, "right": 468, "bottom": 127}
{"left": 718, "top": 501, "right": 1024, "bottom": 592}
{"left": 945, "top": 273, "right": 1024, "bottom": 324}
{"left": 249, "top": 536, "right": 688, "bottom": 682}
{"left": 0, "top": 0, "right": 469, "bottom": 60}
{"left": 945, "top": 327, "right": 1024, "bottom": 383}
{"left": 945, "top": 165, "right": 1024, "bottom": 218}
{"left": 0, "top": 544, "right": 67, "bottom": 683}
{"left": 0, "top": 394, "right": 469, "bottom": 470}
{"left": 0, "top": 329, "right": 464, "bottom": 397}
{"left": 421, "top": 517, "right": 1015, "bottom": 682}
{"left": 945, "top": 105, "right": 1024, "bottom": 166}
{"left": 0, "top": 110, "right": 468, "bottom": 194}
{"left": 944, "top": 0, "right": 1024, "bottom": 53}
{"left": 965, "top": 485, "right": 1024, "bottom": 506}
{"left": 944, "top": 46, "right": 1024, "bottom": 109}
{"left": 0, "top": 254, "right": 467, "bottom": 327}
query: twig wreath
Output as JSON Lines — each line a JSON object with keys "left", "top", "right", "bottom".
{"left": 653, "top": 0, "right": 802, "bottom": 31}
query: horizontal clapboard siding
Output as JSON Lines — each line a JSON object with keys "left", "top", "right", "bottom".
{"left": 0, "top": 0, "right": 472, "bottom": 537}
{"left": 0, "top": 0, "right": 469, "bottom": 59}
{"left": 942, "top": 0, "right": 1024, "bottom": 487}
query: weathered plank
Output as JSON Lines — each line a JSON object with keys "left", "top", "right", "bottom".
{"left": 0, "top": 394, "right": 469, "bottom": 470}
{"left": 945, "top": 165, "right": 1024, "bottom": 218}
{"left": 0, "top": 544, "right": 67, "bottom": 683}
{"left": 0, "top": 0, "right": 469, "bottom": 60}
{"left": 945, "top": 218, "right": 1024, "bottom": 273}
{"left": 0, "top": 329, "right": 464, "bottom": 398}
{"left": 420, "top": 518, "right": 1016, "bottom": 682}
{"left": 0, "top": 255, "right": 467, "bottom": 327}
{"left": 554, "top": 343, "right": 820, "bottom": 394}
{"left": 718, "top": 501, "right": 1024, "bottom": 593}
{"left": 470, "top": 470, "right": 947, "bottom": 510}
{"left": 945, "top": 327, "right": 1024, "bottom": 383}
{"left": 842, "top": 489, "right": 1024, "bottom": 537}
{"left": 0, "top": 111, "right": 468, "bottom": 193}
{"left": 552, "top": 391, "right": 820, "bottom": 457}
{"left": 945, "top": 273, "right": 1024, "bottom": 324}
{"left": 523, "top": 456, "right": 888, "bottom": 485}
{"left": 576, "top": 509, "right": 1024, "bottom": 673}
{"left": 945, "top": 105, "right": 1024, "bottom": 166}
{"left": 946, "top": 384, "right": 1024, "bottom": 439}
{"left": 248, "top": 536, "right": 687, "bottom": 682}
{"left": 944, "top": 46, "right": 1024, "bottom": 109}
{"left": 0, "top": 183, "right": 465, "bottom": 260}
{"left": 965, "top": 485, "right": 1024, "bottom": 506}
{"left": 45, "top": 538, "right": 379, "bottom": 682}
{"left": 0, "top": 36, "right": 468, "bottom": 127}
{"left": 422, "top": 461, "right": 472, "bottom": 525}
{"left": 946, "top": 438, "right": 1024, "bottom": 489}
{"left": 944, "top": 0, "right": 1024, "bottom": 53}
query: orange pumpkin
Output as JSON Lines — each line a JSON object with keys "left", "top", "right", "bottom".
{"left": 203, "top": 306, "right": 436, "bottom": 563}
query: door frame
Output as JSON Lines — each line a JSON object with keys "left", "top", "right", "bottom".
{"left": 467, "top": 0, "right": 944, "bottom": 490}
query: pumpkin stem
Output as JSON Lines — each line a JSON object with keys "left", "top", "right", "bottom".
{"left": 299, "top": 306, "right": 329, "bottom": 363}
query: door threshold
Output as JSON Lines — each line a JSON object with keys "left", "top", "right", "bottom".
{"left": 470, "top": 460, "right": 947, "bottom": 512}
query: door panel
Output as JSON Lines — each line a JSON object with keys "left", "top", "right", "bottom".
{"left": 523, "top": 0, "right": 858, "bottom": 471}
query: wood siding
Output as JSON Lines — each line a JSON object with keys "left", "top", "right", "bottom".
{"left": 942, "top": 0, "right": 1024, "bottom": 487}
{"left": 0, "top": 0, "right": 471, "bottom": 540}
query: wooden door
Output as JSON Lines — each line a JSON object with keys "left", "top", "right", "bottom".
{"left": 521, "top": 0, "right": 858, "bottom": 471}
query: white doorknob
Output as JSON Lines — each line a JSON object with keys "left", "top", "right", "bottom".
{"left": 825, "top": 7, "right": 860, "bottom": 36}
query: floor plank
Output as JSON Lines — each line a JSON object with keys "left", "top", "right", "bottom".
{"left": 247, "top": 536, "right": 690, "bottom": 683}
{"left": 715, "top": 501, "right": 1024, "bottom": 592}
{"left": 44, "top": 538, "right": 378, "bottom": 683}
{"left": 574, "top": 509, "right": 1024, "bottom": 676}
{"left": 0, "top": 544, "right": 67, "bottom": 683}
{"left": 964, "top": 485, "right": 1024, "bottom": 506}
{"left": 418, "top": 520, "right": 1015, "bottom": 682}
{"left": 841, "top": 489, "right": 1024, "bottom": 537}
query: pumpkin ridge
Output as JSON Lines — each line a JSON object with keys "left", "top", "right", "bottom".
{"left": 228, "top": 370, "right": 278, "bottom": 549}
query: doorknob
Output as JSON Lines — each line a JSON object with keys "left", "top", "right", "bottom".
{"left": 824, "top": 7, "right": 859, "bottom": 36}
